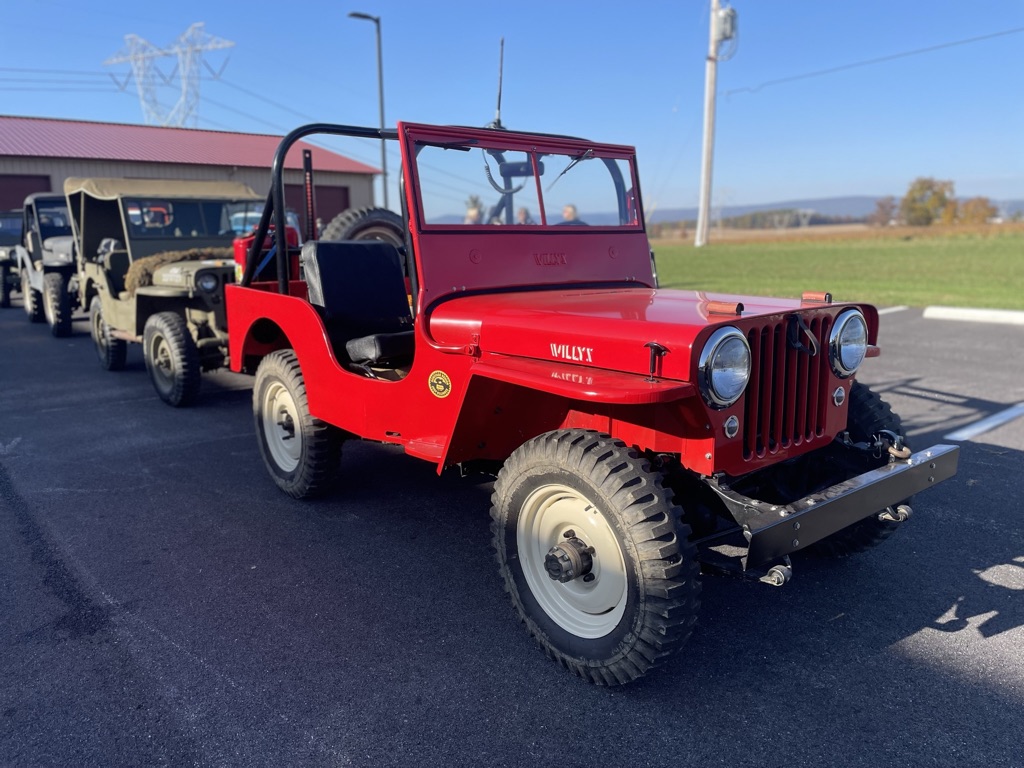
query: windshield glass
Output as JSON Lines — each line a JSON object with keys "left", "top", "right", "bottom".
{"left": 123, "top": 198, "right": 262, "bottom": 239}
{"left": 0, "top": 212, "right": 20, "bottom": 245}
{"left": 35, "top": 200, "right": 73, "bottom": 240}
{"left": 413, "top": 139, "right": 639, "bottom": 229}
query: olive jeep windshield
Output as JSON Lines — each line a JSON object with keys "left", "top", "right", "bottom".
{"left": 122, "top": 198, "right": 263, "bottom": 239}
{"left": 413, "top": 137, "right": 639, "bottom": 228}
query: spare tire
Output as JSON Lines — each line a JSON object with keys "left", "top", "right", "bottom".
{"left": 321, "top": 207, "right": 404, "bottom": 247}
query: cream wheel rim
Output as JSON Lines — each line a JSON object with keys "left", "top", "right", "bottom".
{"left": 517, "top": 483, "right": 627, "bottom": 638}
{"left": 261, "top": 380, "right": 301, "bottom": 472}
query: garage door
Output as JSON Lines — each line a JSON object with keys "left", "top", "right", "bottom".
{"left": 0, "top": 175, "right": 51, "bottom": 211}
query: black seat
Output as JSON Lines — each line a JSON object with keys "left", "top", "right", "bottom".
{"left": 302, "top": 240, "right": 413, "bottom": 370}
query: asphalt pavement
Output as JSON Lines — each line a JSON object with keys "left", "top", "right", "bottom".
{"left": 1, "top": 300, "right": 1022, "bottom": 767}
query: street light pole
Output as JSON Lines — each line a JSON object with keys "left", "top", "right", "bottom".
{"left": 349, "top": 11, "right": 389, "bottom": 210}
{"left": 695, "top": 1, "right": 737, "bottom": 247}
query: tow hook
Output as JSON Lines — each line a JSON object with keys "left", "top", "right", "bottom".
{"left": 877, "top": 429, "right": 912, "bottom": 460}
{"left": 878, "top": 504, "right": 913, "bottom": 523}
{"left": 760, "top": 559, "right": 793, "bottom": 587}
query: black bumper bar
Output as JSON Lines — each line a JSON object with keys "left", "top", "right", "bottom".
{"left": 708, "top": 444, "right": 960, "bottom": 569}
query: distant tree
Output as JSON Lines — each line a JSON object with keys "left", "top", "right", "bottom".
{"left": 869, "top": 196, "right": 897, "bottom": 226}
{"left": 959, "top": 196, "right": 999, "bottom": 225}
{"left": 900, "top": 177, "right": 955, "bottom": 226}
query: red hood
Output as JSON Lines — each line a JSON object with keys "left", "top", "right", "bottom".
{"left": 428, "top": 288, "right": 851, "bottom": 381}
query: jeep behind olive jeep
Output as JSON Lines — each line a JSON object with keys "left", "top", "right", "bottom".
{"left": 226, "top": 122, "right": 959, "bottom": 686}
{"left": 65, "top": 178, "right": 263, "bottom": 406}
{"left": 9, "top": 194, "right": 80, "bottom": 335}
{"left": 0, "top": 209, "right": 21, "bottom": 308}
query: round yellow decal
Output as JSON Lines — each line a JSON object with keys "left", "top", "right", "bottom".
{"left": 429, "top": 370, "right": 452, "bottom": 398}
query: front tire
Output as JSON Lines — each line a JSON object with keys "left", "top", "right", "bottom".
{"left": 809, "top": 383, "right": 909, "bottom": 557}
{"left": 143, "top": 312, "right": 201, "bottom": 407}
{"left": 0, "top": 266, "right": 11, "bottom": 308}
{"left": 491, "top": 430, "right": 701, "bottom": 686}
{"left": 21, "top": 269, "right": 44, "bottom": 323}
{"left": 43, "top": 272, "right": 72, "bottom": 337}
{"left": 253, "top": 350, "right": 343, "bottom": 499}
{"left": 90, "top": 295, "right": 127, "bottom": 371}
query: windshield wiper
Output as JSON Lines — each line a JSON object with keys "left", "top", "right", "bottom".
{"left": 546, "top": 149, "right": 594, "bottom": 191}
{"left": 419, "top": 139, "right": 478, "bottom": 151}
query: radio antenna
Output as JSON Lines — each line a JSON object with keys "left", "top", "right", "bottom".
{"left": 489, "top": 37, "right": 505, "bottom": 129}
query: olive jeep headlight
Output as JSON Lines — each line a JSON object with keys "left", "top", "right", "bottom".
{"left": 196, "top": 272, "right": 219, "bottom": 292}
{"left": 829, "top": 309, "right": 868, "bottom": 378}
{"left": 698, "top": 327, "right": 751, "bottom": 408}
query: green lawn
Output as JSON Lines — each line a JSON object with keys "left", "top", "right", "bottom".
{"left": 651, "top": 231, "right": 1024, "bottom": 310}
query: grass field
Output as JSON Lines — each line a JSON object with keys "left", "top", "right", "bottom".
{"left": 651, "top": 226, "right": 1024, "bottom": 310}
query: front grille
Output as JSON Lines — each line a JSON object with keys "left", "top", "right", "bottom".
{"left": 743, "top": 313, "right": 833, "bottom": 460}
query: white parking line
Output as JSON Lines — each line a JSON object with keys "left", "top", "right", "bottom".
{"left": 924, "top": 306, "right": 1024, "bottom": 325}
{"left": 878, "top": 306, "right": 909, "bottom": 315}
{"left": 944, "top": 403, "right": 1024, "bottom": 441}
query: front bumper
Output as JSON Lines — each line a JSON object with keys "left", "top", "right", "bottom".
{"left": 708, "top": 444, "right": 960, "bottom": 569}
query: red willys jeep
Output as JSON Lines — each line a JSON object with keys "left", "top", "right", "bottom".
{"left": 226, "top": 122, "right": 959, "bottom": 686}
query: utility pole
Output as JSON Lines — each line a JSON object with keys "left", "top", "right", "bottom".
{"left": 695, "top": 1, "right": 737, "bottom": 247}
{"left": 349, "top": 12, "right": 389, "bottom": 209}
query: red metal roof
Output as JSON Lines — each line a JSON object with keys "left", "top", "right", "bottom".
{"left": 0, "top": 115, "right": 379, "bottom": 176}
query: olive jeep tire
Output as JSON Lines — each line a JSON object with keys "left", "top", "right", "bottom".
{"left": 490, "top": 429, "right": 701, "bottom": 686}
{"left": 253, "top": 350, "right": 343, "bottom": 499}
{"left": 321, "top": 207, "right": 405, "bottom": 247}
{"left": 808, "top": 383, "right": 909, "bottom": 558}
{"left": 0, "top": 266, "right": 11, "bottom": 308}
{"left": 143, "top": 312, "right": 201, "bottom": 407}
{"left": 43, "top": 272, "right": 72, "bottom": 337}
{"left": 21, "top": 269, "right": 44, "bottom": 323}
{"left": 90, "top": 295, "right": 127, "bottom": 371}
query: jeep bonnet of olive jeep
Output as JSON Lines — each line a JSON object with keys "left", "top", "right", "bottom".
{"left": 65, "top": 177, "right": 262, "bottom": 406}
{"left": 225, "top": 122, "right": 959, "bottom": 686}
{"left": 9, "top": 194, "right": 80, "bottom": 335}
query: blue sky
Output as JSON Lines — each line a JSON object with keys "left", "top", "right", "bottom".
{"left": 3, "top": 0, "right": 1022, "bottom": 213}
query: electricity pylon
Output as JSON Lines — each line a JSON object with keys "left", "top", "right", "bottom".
{"left": 106, "top": 22, "right": 234, "bottom": 127}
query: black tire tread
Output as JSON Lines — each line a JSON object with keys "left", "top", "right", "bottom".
{"left": 491, "top": 429, "right": 701, "bottom": 686}
{"left": 253, "top": 350, "right": 343, "bottom": 499}
{"left": 90, "top": 295, "right": 127, "bottom": 371}
{"left": 22, "top": 269, "right": 44, "bottom": 323}
{"left": 320, "top": 207, "right": 405, "bottom": 246}
{"left": 810, "top": 382, "right": 907, "bottom": 558}
{"left": 43, "top": 272, "right": 72, "bottom": 337}
{"left": 143, "top": 312, "right": 201, "bottom": 407}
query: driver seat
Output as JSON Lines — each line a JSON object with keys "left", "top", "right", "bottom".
{"left": 302, "top": 240, "right": 413, "bottom": 374}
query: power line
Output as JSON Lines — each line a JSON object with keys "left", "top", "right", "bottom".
{"left": 726, "top": 26, "right": 1024, "bottom": 96}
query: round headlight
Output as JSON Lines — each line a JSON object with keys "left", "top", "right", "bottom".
{"left": 829, "top": 310, "right": 868, "bottom": 378}
{"left": 698, "top": 327, "right": 751, "bottom": 408}
{"left": 197, "top": 272, "right": 219, "bottom": 292}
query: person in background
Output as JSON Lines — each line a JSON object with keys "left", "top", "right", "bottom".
{"left": 560, "top": 204, "right": 585, "bottom": 225}
{"left": 516, "top": 206, "right": 535, "bottom": 225}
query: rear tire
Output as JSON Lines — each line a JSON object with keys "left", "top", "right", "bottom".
{"left": 21, "top": 269, "right": 44, "bottom": 323}
{"left": 253, "top": 350, "right": 343, "bottom": 499}
{"left": 43, "top": 272, "right": 72, "bottom": 337}
{"left": 143, "top": 312, "right": 201, "bottom": 407}
{"left": 320, "top": 207, "right": 405, "bottom": 247}
{"left": 90, "top": 295, "right": 127, "bottom": 371}
{"left": 491, "top": 429, "right": 701, "bottom": 686}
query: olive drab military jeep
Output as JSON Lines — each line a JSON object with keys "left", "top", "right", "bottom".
{"left": 225, "top": 122, "right": 959, "bottom": 686}
{"left": 8, "top": 194, "right": 81, "bottom": 335}
{"left": 65, "top": 178, "right": 263, "bottom": 406}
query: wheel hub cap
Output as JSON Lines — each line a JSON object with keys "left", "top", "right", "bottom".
{"left": 544, "top": 532, "right": 595, "bottom": 583}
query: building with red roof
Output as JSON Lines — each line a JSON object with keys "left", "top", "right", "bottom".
{"left": 0, "top": 115, "right": 380, "bottom": 228}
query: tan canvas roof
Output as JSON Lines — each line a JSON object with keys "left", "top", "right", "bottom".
{"left": 64, "top": 177, "right": 260, "bottom": 200}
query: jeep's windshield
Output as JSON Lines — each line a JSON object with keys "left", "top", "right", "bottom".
{"left": 0, "top": 212, "right": 20, "bottom": 246}
{"left": 122, "top": 198, "right": 263, "bottom": 239}
{"left": 412, "top": 136, "right": 640, "bottom": 229}
{"left": 35, "top": 200, "right": 72, "bottom": 240}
